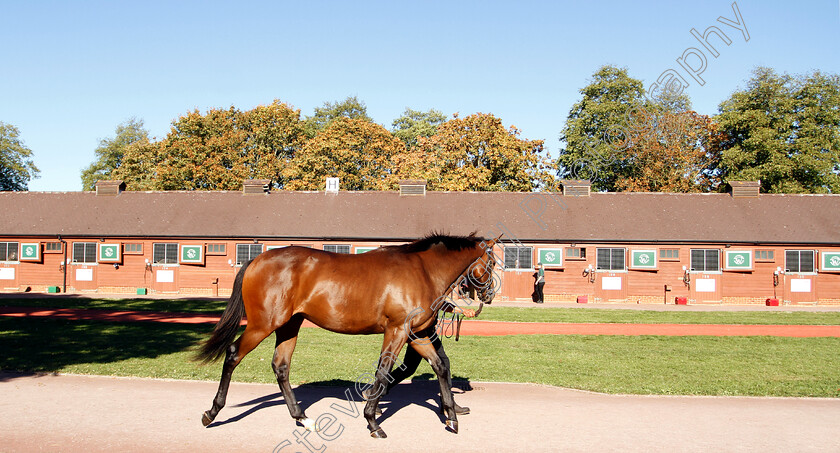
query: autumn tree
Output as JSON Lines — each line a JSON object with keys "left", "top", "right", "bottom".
{"left": 303, "top": 96, "right": 372, "bottom": 137}
{"left": 557, "top": 65, "right": 646, "bottom": 191}
{"left": 0, "top": 122, "right": 40, "bottom": 191}
{"left": 717, "top": 67, "right": 840, "bottom": 193}
{"left": 391, "top": 108, "right": 447, "bottom": 149}
{"left": 113, "top": 101, "right": 305, "bottom": 190}
{"left": 283, "top": 117, "right": 404, "bottom": 190}
{"left": 614, "top": 104, "right": 723, "bottom": 192}
{"left": 80, "top": 118, "right": 149, "bottom": 190}
{"left": 396, "top": 113, "right": 555, "bottom": 191}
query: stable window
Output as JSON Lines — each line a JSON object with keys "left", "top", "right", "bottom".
{"left": 124, "top": 243, "right": 143, "bottom": 254}
{"left": 0, "top": 242, "right": 19, "bottom": 262}
{"left": 504, "top": 246, "right": 533, "bottom": 269}
{"left": 785, "top": 250, "right": 815, "bottom": 273}
{"left": 566, "top": 247, "right": 586, "bottom": 259}
{"left": 152, "top": 243, "right": 179, "bottom": 264}
{"left": 236, "top": 244, "right": 263, "bottom": 265}
{"left": 690, "top": 249, "right": 720, "bottom": 272}
{"left": 324, "top": 244, "right": 351, "bottom": 254}
{"left": 207, "top": 243, "right": 226, "bottom": 255}
{"left": 596, "top": 248, "right": 625, "bottom": 271}
{"left": 659, "top": 249, "right": 680, "bottom": 260}
{"left": 45, "top": 242, "right": 63, "bottom": 253}
{"left": 755, "top": 250, "right": 775, "bottom": 262}
{"left": 72, "top": 242, "right": 97, "bottom": 264}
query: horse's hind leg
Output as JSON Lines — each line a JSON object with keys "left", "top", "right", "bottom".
{"left": 271, "top": 315, "right": 315, "bottom": 430}
{"left": 202, "top": 325, "right": 271, "bottom": 426}
{"left": 365, "top": 327, "right": 408, "bottom": 438}
{"left": 409, "top": 336, "right": 459, "bottom": 433}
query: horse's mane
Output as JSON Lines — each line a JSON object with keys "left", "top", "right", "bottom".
{"left": 393, "top": 232, "right": 485, "bottom": 253}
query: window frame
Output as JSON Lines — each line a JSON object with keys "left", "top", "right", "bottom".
{"left": 659, "top": 248, "right": 680, "bottom": 261}
{"left": 152, "top": 242, "right": 179, "bottom": 266}
{"left": 236, "top": 243, "right": 264, "bottom": 266}
{"left": 206, "top": 243, "right": 227, "bottom": 255}
{"left": 754, "top": 249, "right": 775, "bottom": 262}
{"left": 72, "top": 242, "right": 98, "bottom": 264}
{"left": 0, "top": 242, "right": 20, "bottom": 263}
{"left": 565, "top": 247, "right": 587, "bottom": 260}
{"left": 785, "top": 249, "right": 816, "bottom": 274}
{"left": 689, "top": 249, "right": 721, "bottom": 273}
{"left": 123, "top": 243, "right": 144, "bottom": 255}
{"left": 596, "top": 247, "right": 626, "bottom": 272}
{"left": 503, "top": 246, "right": 534, "bottom": 270}
{"left": 323, "top": 244, "right": 351, "bottom": 254}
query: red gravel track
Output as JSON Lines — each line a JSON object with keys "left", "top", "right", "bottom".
{"left": 3, "top": 306, "right": 839, "bottom": 337}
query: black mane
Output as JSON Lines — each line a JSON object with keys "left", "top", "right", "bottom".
{"left": 396, "top": 232, "right": 485, "bottom": 253}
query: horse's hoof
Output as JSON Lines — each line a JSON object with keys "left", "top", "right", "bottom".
{"left": 445, "top": 419, "right": 458, "bottom": 434}
{"left": 201, "top": 411, "right": 214, "bottom": 427}
{"left": 370, "top": 428, "right": 387, "bottom": 438}
{"left": 300, "top": 418, "right": 318, "bottom": 432}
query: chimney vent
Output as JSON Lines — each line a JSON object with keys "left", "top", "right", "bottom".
{"left": 729, "top": 180, "right": 760, "bottom": 198}
{"left": 95, "top": 180, "right": 126, "bottom": 196}
{"left": 243, "top": 179, "right": 271, "bottom": 195}
{"left": 560, "top": 179, "right": 591, "bottom": 197}
{"left": 399, "top": 179, "right": 426, "bottom": 196}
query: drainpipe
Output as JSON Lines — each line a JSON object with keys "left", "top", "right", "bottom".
{"left": 58, "top": 235, "right": 67, "bottom": 293}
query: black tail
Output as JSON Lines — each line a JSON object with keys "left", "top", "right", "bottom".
{"left": 196, "top": 260, "right": 253, "bottom": 363}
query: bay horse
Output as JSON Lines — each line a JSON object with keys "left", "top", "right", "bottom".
{"left": 196, "top": 233, "right": 499, "bottom": 438}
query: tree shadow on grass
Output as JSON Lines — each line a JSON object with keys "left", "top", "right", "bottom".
{"left": 0, "top": 316, "right": 206, "bottom": 382}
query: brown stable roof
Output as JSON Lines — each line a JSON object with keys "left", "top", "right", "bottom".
{"left": 1, "top": 190, "right": 839, "bottom": 245}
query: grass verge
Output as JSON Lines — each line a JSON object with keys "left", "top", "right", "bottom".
{"left": 1, "top": 317, "right": 837, "bottom": 398}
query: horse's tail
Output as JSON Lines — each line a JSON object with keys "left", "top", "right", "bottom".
{"left": 196, "top": 259, "right": 252, "bottom": 363}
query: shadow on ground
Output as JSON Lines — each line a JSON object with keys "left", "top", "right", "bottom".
{"left": 0, "top": 316, "right": 206, "bottom": 381}
{"left": 207, "top": 377, "right": 476, "bottom": 429}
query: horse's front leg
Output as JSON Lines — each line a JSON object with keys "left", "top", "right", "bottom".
{"left": 410, "top": 336, "right": 458, "bottom": 433}
{"left": 365, "top": 327, "right": 407, "bottom": 438}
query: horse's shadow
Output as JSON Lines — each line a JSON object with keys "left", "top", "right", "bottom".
{"left": 207, "top": 375, "right": 475, "bottom": 428}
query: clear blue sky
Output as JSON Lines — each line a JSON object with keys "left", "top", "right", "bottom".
{"left": 2, "top": 0, "right": 839, "bottom": 191}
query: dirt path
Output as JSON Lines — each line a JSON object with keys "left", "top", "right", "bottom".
{"left": 3, "top": 306, "right": 840, "bottom": 337}
{"left": 2, "top": 372, "right": 838, "bottom": 453}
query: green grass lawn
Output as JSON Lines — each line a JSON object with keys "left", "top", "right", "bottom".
{"left": 1, "top": 317, "right": 838, "bottom": 398}
{"left": 3, "top": 296, "right": 840, "bottom": 325}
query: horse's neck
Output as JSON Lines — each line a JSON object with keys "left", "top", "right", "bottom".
{"left": 420, "top": 247, "right": 480, "bottom": 297}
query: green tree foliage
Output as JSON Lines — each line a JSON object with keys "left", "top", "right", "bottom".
{"left": 283, "top": 117, "right": 404, "bottom": 190}
{"left": 113, "top": 101, "right": 305, "bottom": 190}
{"left": 717, "top": 67, "right": 840, "bottom": 193}
{"left": 391, "top": 108, "right": 447, "bottom": 149}
{"left": 557, "top": 65, "right": 646, "bottom": 191}
{"left": 0, "top": 122, "right": 40, "bottom": 191}
{"left": 80, "top": 118, "right": 149, "bottom": 191}
{"left": 303, "top": 96, "right": 372, "bottom": 137}
{"left": 395, "top": 113, "right": 555, "bottom": 191}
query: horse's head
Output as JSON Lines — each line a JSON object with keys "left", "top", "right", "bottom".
{"left": 463, "top": 236, "right": 501, "bottom": 315}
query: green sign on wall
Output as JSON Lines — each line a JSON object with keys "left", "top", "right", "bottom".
{"left": 20, "top": 243, "right": 40, "bottom": 262}
{"left": 724, "top": 250, "right": 752, "bottom": 270}
{"left": 538, "top": 248, "right": 563, "bottom": 267}
{"left": 180, "top": 245, "right": 204, "bottom": 264}
{"left": 821, "top": 251, "right": 840, "bottom": 272}
{"left": 355, "top": 246, "right": 377, "bottom": 254}
{"left": 630, "top": 250, "right": 656, "bottom": 269}
{"left": 98, "top": 244, "right": 121, "bottom": 263}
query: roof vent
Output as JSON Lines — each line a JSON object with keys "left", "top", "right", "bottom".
{"left": 399, "top": 179, "right": 426, "bottom": 196}
{"left": 729, "top": 180, "right": 760, "bottom": 198}
{"left": 243, "top": 179, "right": 271, "bottom": 195}
{"left": 95, "top": 180, "right": 126, "bottom": 196}
{"left": 560, "top": 179, "right": 591, "bottom": 197}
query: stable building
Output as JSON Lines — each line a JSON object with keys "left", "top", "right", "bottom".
{"left": 1, "top": 179, "right": 839, "bottom": 305}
